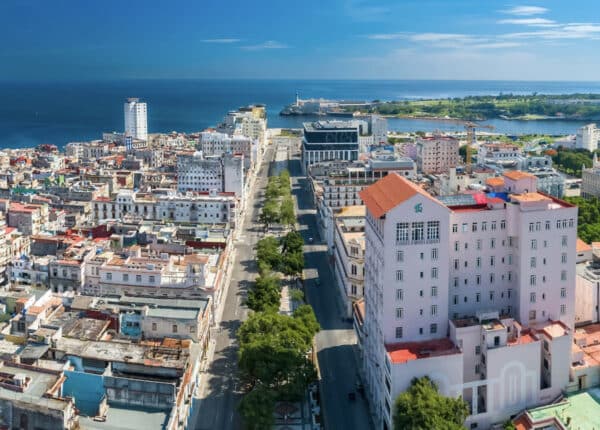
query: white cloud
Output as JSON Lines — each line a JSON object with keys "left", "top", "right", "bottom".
{"left": 503, "top": 23, "right": 600, "bottom": 39}
{"left": 498, "top": 18, "right": 557, "bottom": 26}
{"left": 367, "top": 33, "right": 406, "bottom": 40}
{"left": 409, "top": 33, "right": 475, "bottom": 43}
{"left": 241, "top": 40, "right": 288, "bottom": 51}
{"left": 502, "top": 6, "right": 548, "bottom": 16}
{"left": 201, "top": 38, "right": 240, "bottom": 44}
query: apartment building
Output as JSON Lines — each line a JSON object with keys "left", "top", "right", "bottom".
{"left": 477, "top": 142, "right": 522, "bottom": 165}
{"left": 7, "top": 202, "right": 48, "bottom": 236}
{"left": 198, "top": 131, "right": 256, "bottom": 171}
{"left": 176, "top": 152, "right": 244, "bottom": 198}
{"left": 302, "top": 121, "right": 360, "bottom": 170}
{"left": 332, "top": 205, "right": 365, "bottom": 317}
{"left": 359, "top": 172, "right": 577, "bottom": 429}
{"left": 92, "top": 190, "right": 238, "bottom": 226}
{"left": 416, "top": 136, "right": 460, "bottom": 174}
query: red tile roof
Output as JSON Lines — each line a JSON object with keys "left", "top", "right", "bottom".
{"left": 503, "top": 170, "right": 536, "bottom": 181}
{"left": 577, "top": 238, "right": 592, "bottom": 253}
{"left": 359, "top": 173, "right": 443, "bottom": 219}
{"left": 385, "top": 338, "right": 459, "bottom": 364}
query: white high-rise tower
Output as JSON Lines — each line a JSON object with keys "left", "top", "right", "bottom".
{"left": 124, "top": 98, "right": 148, "bottom": 141}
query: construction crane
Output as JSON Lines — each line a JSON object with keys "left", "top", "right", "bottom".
{"left": 464, "top": 121, "right": 495, "bottom": 172}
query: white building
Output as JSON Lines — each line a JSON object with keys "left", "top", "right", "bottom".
{"left": 176, "top": 152, "right": 244, "bottom": 198}
{"left": 582, "top": 153, "right": 600, "bottom": 198}
{"left": 371, "top": 115, "right": 388, "bottom": 145}
{"left": 359, "top": 172, "right": 577, "bottom": 429}
{"left": 477, "top": 143, "right": 522, "bottom": 165}
{"left": 124, "top": 98, "right": 148, "bottom": 141}
{"left": 199, "top": 131, "right": 256, "bottom": 171}
{"left": 416, "top": 136, "right": 460, "bottom": 174}
{"left": 576, "top": 123, "right": 598, "bottom": 151}
{"left": 92, "top": 189, "right": 238, "bottom": 226}
{"left": 332, "top": 206, "right": 365, "bottom": 317}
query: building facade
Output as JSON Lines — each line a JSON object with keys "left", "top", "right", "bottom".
{"left": 416, "top": 136, "right": 461, "bottom": 174}
{"left": 176, "top": 152, "right": 244, "bottom": 198}
{"left": 302, "top": 121, "right": 360, "bottom": 171}
{"left": 359, "top": 172, "right": 577, "bottom": 429}
{"left": 576, "top": 123, "right": 598, "bottom": 151}
{"left": 124, "top": 98, "right": 148, "bottom": 141}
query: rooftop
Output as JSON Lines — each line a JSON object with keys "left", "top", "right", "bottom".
{"left": 503, "top": 170, "right": 536, "bottom": 181}
{"left": 385, "top": 338, "right": 460, "bottom": 365}
{"left": 522, "top": 388, "right": 600, "bottom": 430}
{"left": 360, "top": 172, "right": 444, "bottom": 219}
{"left": 577, "top": 238, "right": 592, "bottom": 253}
{"left": 79, "top": 405, "right": 170, "bottom": 430}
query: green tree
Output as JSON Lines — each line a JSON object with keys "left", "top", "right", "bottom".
{"left": 238, "top": 309, "right": 319, "bottom": 399}
{"left": 282, "top": 231, "right": 304, "bottom": 254}
{"left": 238, "top": 386, "right": 276, "bottom": 430}
{"left": 256, "top": 236, "right": 281, "bottom": 270}
{"left": 260, "top": 200, "right": 280, "bottom": 227}
{"left": 393, "top": 376, "right": 469, "bottom": 430}
{"left": 280, "top": 196, "right": 296, "bottom": 226}
{"left": 246, "top": 272, "right": 281, "bottom": 312}
{"left": 282, "top": 251, "right": 304, "bottom": 276}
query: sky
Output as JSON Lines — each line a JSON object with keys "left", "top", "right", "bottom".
{"left": 1, "top": 0, "right": 600, "bottom": 81}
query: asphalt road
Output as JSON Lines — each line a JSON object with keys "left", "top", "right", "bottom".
{"left": 191, "top": 144, "right": 275, "bottom": 430}
{"left": 288, "top": 153, "right": 373, "bottom": 430}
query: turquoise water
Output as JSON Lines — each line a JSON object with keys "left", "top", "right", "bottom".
{"left": 1, "top": 79, "right": 599, "bottom": 148}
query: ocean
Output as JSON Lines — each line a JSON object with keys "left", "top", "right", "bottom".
{"left": 2, "top": 79, "right": 600, "bottom": 149}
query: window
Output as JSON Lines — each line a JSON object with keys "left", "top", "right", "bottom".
{"left": 431, "top": 248, "right": 438, "bottom": 260}
{"left": 106, "top": 272, "right": 112, "bottom": 280}
{"left": 351, "top": 265, "right": 357, "bottom": 276}
{"left": 431, "top": 286, "right": 438, "bottom": 297}
{"left": 489, "top": 291, "right": 495, "bottom": 301}
{"left": 529, "top": 310, "right": 536, "bottom": 320}
{"left": 397, "top": 250, "right": 404, "bottom": 262}
{"left": 152, "top": 322, "right": 157, "bottom": 331}
{"left": 530, "top": 257, "right": 536, "bottom": 268}
{"left": 452, "top": 224, "right": 458, "bottom": 233}
{"left": 476, "top": 239, "right": 482, "bottom": 250}
{"left": 419, "top": 327, "right": 424, "bottom": 335}
{"left": 491, "top": 221, "right": 497, "bottom": 231}
{"left": 508, "top": 254, "right": 513, "bottom": 264}
{"left": 531, "top": 239, "right": 537, "bottom": 250}
{"left": 420, "top": 252, "right": 424, "bottom": 260}
{"left": 476, "top": 257, "right": 481, "bottom": 268}
{"left": 569, "top": 218, "right": 574, "bottom": 228}
{"left": 536, "top": 222, "right": 541, "bottom": 231}
{"left": 431, "top": 267, "right": 438, "bottom": 279}
{"left": 530, "top": 292, "right": 536, "bottom": 303}
{"left": 544, "top": 240, "right": 548, "bottom": 248}
{"left": 562, "top": 236, "right": 568, "bottom": 247}
{"left": 545, "top": 220, "right": 551, "bottom": 230}
{"left": 396, "top": 222, "right": 409, "bottom": 242}
{"left": 454, "top": 259, "right": 459, "bottom": 270}
{"left": 430, "top": 323, "right": 438, "bottom": 334}
{"left": 472, "top": 222, "right": 477, "bottom": 232}
{"left": 475, "top": 345, "right": 481, "bottom": 355}
{"left": 561, "top": 288, "right": 566, "bottom": 298}
{"left": 149, "top": 275, "right": 155, "bottom": 283}
{"left": 482, "top": 221, "right": 487, "bottom": 231}
{"left": 412, "top": 222, "right": 424, "bottom": 241}
{"left": 561, "top": 253, "right": 567, "bottom": 264}
{"left": 560, "top": 304, "right": 566, "bottom": 315}
{"left": 453, "top": 295, "right": 458, "bottom": 305}
{"left": 431, "top": 305, "right": 437, "bottom": 316}
{"left": 454, "top": 241, "right": 459, "bottom": 251}
{"left": 395, "top": 327, "right": 403, "bottom": 339}
{"left": 530, "top": 275, "right": 536, "bottom": 286}
{"left": 561, "top": 270, "right": 567, "bottom": 281}
{"left": 500, "top": 220, "right": 506, "bottom": 229}
{"left": 427, "top": 221, "right": 440, "bottom": 240}
{"left": 419, "top": 290, "right": 424, "bottom": 297}
{"left": 490, "top": 273, "right": 495, "bottom": 283}
{"left": 453, "top": 277, "right": 459, "bottom": 287}
{"left": 490, "top": 256, "right": 495, "bottom": 266}
{"left": 490, "top": 238, "right": 496, "bottom": 249}
{"left": 529, "top": 223, "right": 534, "bottom": 232}
{"left": 172, "top": 324, "right": 178, "bottom": 333}
{"left": 396, "top": 270, "right": 403, "bottom": 282}
{"left": 123, "top": 273, "right": 129, "bottom": 282}
{"left": 396, "top": 308, "right": 403, "bottom": 319}
{"left": 476, "top": 275, "right": 481, "bottom": 285}
{"left": 462, "top": 223, "right": 468, "bottom": 232}
{"left": 476, "top": 292, "right": 481, "bottom": 302}
{"left": 396, "top": 289, "right": 403, "bottom": 301}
